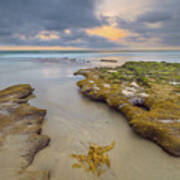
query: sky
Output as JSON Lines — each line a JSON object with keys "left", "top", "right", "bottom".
{"left": 0, "top": 0, "right": 179, "bottom": 50}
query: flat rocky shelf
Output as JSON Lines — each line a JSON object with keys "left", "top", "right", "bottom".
{"left": 0, "top": 84, "right": 50, "bottom": 180}
{"left": 75, "top": 61, "right": 180, "bottom": 156}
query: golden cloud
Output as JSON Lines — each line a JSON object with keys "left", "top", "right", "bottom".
{"left": 86, "top": 26, "right": 129, "bottom": 42}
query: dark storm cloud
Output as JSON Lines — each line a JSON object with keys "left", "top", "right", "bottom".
{"left": 0, "top": 0, "right": 114, "bottom": 48}
{"left": 0, "top": 0, "right": 101, "bottom": 30}
{"left": 117, "top": 0, "right": 180, "bottom": 47}
{"left": 137, "top": 12, "right": 172, "bottom": 23}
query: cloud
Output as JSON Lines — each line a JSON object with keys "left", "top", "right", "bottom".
{"left": 137, "top": 12, "right": 172, "bottom": 23}
{"left": 0, "top": 0, "right": 179, "bottom": 49}
{"left": 86, "top": 26, "right": 129, "bottom": 41}
{"left": 96, "top": 0, "right": 156, "bottom": 20}
{"left": 0, "top": 0, "right": 116, "bottom": 48}
{"left": 116, "top": 0, "right": 180, "bottom": 48}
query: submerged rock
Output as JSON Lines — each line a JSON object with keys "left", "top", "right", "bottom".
{"left": 74, "top": 61, "right": 180, "bottom": 156}
{"left": 0, "top": 84, "right": 50, "bottom": 179}
{"left": 100, "top": 59, "right": 117, "bottom": 63}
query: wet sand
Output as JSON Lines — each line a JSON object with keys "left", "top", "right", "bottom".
{"left": 0, "top": 58, "right": 180, "bottom": 180}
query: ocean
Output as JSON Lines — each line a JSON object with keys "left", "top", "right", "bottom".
{"left": 0, "top": 50, "right": 180, "bottom": 62}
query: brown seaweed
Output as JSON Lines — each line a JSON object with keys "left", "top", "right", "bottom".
{"left": 71, "top": 141, "right": 115, "bottom": 176}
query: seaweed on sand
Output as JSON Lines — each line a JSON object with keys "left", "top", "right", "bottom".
{"left": 71, "top": 141, "right": 115, "bottom": 176}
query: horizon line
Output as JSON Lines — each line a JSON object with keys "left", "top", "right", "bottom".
{"left": 0, "top": 46, "right": 180, "bottom": 52}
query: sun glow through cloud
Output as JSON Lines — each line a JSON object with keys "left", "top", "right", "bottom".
{"left": 86, "top": 26, "right": 129, "bottom": 42}
{"left": 96, "top": 0, "right": 155, "bottom": 20}
{"left": 64, "top": 29, "right": 71, "bottom": 34}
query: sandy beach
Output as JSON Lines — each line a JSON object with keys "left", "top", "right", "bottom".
{"left": 0, "top": 57, "right": 180, "bottom": 180}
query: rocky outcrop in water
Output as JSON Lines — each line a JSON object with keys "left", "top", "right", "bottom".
{"left": 75, "top": 61, "right": 180, "bottom": 156}
{"left": 0, "top": 84, "right": 50, "bottom": 179}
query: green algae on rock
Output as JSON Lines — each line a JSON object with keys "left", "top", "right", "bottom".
{"left": 74, "top": 61, "right": 180, "bottom": 156}
{"left": 0, "top": 84, "right": 50, "bottom": 180}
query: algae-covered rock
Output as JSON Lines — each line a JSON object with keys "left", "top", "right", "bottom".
{"left": 0, "top": 84, "right": 50, "bottom": 179}
{"left": 74, "top": 61, "right": 180, "bottom": 156}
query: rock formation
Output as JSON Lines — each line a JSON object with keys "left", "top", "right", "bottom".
{"left": 75, "top": 61, "right": 180, "bottom": 156}
{"left": 0, "top": 84, "right": 50, "bottom": 179}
